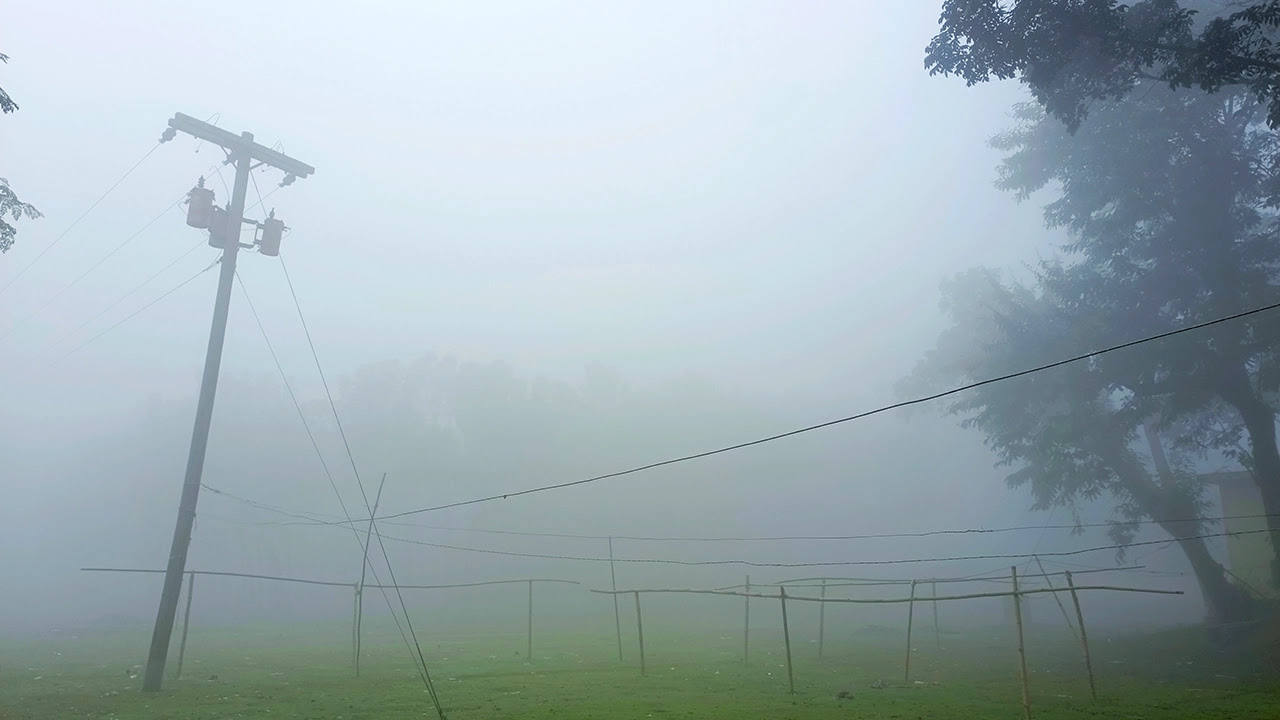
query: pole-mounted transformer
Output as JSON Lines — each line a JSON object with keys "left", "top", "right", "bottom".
{"left": 186, "top": 177, "right": 215, "bottom": 229}
{"left": 258, "top": 210, "right": 285, "bottom": 256}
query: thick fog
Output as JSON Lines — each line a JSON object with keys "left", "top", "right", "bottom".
{"left": 1, "top": 2, "right": 1214, "bottom": 639}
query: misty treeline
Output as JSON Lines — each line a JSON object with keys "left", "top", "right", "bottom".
{"left": 916, "top": 0, "right": 1280, "bottom": 624}
{"left": 133, "top": 357, "right": 777, "bottom": 528}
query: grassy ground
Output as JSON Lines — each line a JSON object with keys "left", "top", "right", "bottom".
{"left": 3, "top": 621, "right": 1278, "bottom": 719}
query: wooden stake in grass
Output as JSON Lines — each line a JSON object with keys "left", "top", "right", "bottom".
{"left": 904, "top": 579, "right": 917, "bottom": 683}
{"left": 527, "top": 580, "right": 534, "bottom": 661}
{"left": 354, "top": 473, "right": 387, "bottom": 677}
{"left": 351, "top": 583, "right": 360, "bottom": 671}
{"left": 818, "top": 578, "right": 826, "bottom": 660}
{"left": 634, "top": 591, "right": 646, "bottom": 677}
{"left": 174, "top": 572, "right": 195, "bottom": 680}
{"left": 743, "top": 574, "right": 751, "bottom": 667}
{"left": 609, "top": 536, "right": 623, "bottom": 663}
{"left": 780, "top": 587, "right": 795, "bottom": 694}
{"left": 1034, "top": 555, "right": 1077, "bottom": 635}
{"left": 1011, "top": 566, "right": 1031, "bottom": 720}
{"left": 931, "top": 580, "right": 940, "bottom": 650}
{"left": 1064, "top": 571, "right": 1097, "bottom": 701}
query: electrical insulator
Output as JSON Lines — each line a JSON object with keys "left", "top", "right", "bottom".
{"left": 207, "top": 206, "right": 227, "bottom": 249}
{"left": 258, "top": 212, "right": 285, "bottom": 256}
{"left": 186, "top": 178, "right": 215, "bottom": 229}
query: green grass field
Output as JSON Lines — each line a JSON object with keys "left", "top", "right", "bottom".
{"left": 4, "top": 619, "right": 1278, "bottom": 719}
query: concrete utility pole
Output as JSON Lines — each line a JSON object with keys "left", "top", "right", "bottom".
{"left": 143, "top": 113, "right": 313, "bottom": 692}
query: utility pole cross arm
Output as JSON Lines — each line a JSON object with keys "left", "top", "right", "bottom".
{"left": 168, "top": 113, "right": 315, "bottom": 178}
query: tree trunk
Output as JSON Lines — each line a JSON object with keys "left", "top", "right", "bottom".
{"left": 1113, "top": 427, "right": 1255, "bottom": 624}
{"left": 1165, "top": 523, "right": 1255, "bottom": 625}
{"left": 1217, "top": 364, "right": 1280, "bottom": 586}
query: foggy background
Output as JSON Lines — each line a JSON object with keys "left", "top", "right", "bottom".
{"left": 0, "top": 2, "right": 1209, "bottom": 638}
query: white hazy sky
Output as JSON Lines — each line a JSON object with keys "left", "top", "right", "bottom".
{"left": 10, "top": 2, "right": 1194, "bottom": 632}
{"left": 1, "top": 0, "right": 1046, "bottom": 413}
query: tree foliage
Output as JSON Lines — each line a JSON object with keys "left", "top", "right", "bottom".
{"left": 0, "top": 52, "right": 40, "bottom": 254}
{"left": 906, "top": 267, "right": 1255, "bottom": 621}
{"left": 927, "top": 1, "right": 1280, "bottom": 130}
{"left": 914, "top": 28, "right": 1280, "bottom": 614}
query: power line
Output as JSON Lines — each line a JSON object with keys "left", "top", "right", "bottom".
{"left": 233, "top": 273, "right": 433, "bottom": 695}
{"left": 241, "top": 266, "right": 446, "bottom": 716}
{"left": 12, "top": 195, "right": 187, "bottom": 326}
{"left": 373, "top": 300, "right": 1280, "bottom": 522}
{"left": 277, "top": 253, "right": 374, "bottom": 512}
{"left": 367, "top": 527, "right": 1273, "bottom": 568}
{"left": 49, "top": 238, "right": 208, "bottom": 350}
{"left": 1, "top": 142, "right": 162, "bottom": 297}
{"left": 47, "top": 259, "right": 217, "bottom": 367}
{"left": 197, "top": 483, "right": 1270, "bottom": 569}
{"left": 234, "top": 271, "right": 353, "bottom": 528}
{"left": 268, "top": 512, "right": 1280, "bottom": 543}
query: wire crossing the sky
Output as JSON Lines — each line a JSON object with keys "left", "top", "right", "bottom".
{"left": 198, "top": 481, "right": 1271, "bottom": 569}
{"left": 368, "top": 300, "right": 1280, "bottom": 521}
{"left": 0, "top": 142, "right": 162, "bottom": 297}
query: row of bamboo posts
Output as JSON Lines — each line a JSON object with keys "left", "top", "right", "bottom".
{"left": 593, "top": 565, "right": 1179, "bottom": 719}
{"left": 83, "top": 562, "right": 1177, "bottom": 719}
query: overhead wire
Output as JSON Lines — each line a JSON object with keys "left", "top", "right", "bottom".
{"left": 197, "top": 482, "right": 1270, "bottom": 569}
{"left": 261, "top": 511, "right": 1280, "bottom": 542}
{"left": 46, "top": 259, "right": 218, "bottom": 368}
{"left": 234, "top": 272, "right": 438, "bottom": 703}
{"left": 0, "top": 142, "right": 162, "bottom": 297}
{"left": 243, "top": 265, "right": 447, "bottom": 717}
{"left": 49, "top": 238, "right": 207, "bottom": 351}
{"left": 10, "top": 195, "right": 189, "bottom": 327}
{"left": 372, "top": 299, "right": 1280, "bottom": 522}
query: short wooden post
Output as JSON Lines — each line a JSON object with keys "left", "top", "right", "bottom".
{"left": 527, "top": 580, "right": 534, "bottom": 661}
{"left": 1034, "top": 555, "right": 1076, "bottom": 634}
{"left": 174, "top": 572, "right": 195, "bottom": 680}
{"left": 904, "top": 579, "right": 917, "bottom": 683}
{"left": 351, "top": 584, "right": 360, "bottom": 671}
{"left": 817, "top": 578, "right": 827, "bottom": 659}
{"left": 780, "top": 587, "right": 795, "bottom": 694}
{"left": 1064, "top": 571, "right": 1097, "bottom": 701}
{"left": 743, "top": 574, "right": 751, "bottom": 667}
{"left": 1011, "top": 566, "right": 1031, "bottom": 720}
{"left": 354, "top": 473, "right": 387, "bottom": 677}
{"left": 609, "top": 536, "right": 623, "bottom": 662}
{"left": 931, "top": 580, "right": 940, "bottom": 649}
{"left": 634, "top": 591, "right": 646, "bottom": 677}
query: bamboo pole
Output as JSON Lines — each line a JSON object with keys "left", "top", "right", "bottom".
{"left": 1065, "top": 571, "right": 1097, "bottom": 701}
{"left": 743, "top": 574, "right": 751, "bottom": 667}
{"left": 351, "top": 584, "right": 360, "bottom": 669}
{"left": 780, "top": 587, "right": 795, "bottom": 694}
{"left": 589, "top": 584, "right": 1181, "bottom": 604}
{"left": 634, "top": 591, "right": 646, "bottom": 677}
{"left": 527, "top": 580, "right": 534, "bottom": 661}
{"left": 1011, "top": 566, "right": 1031, "bottom": 720}
{"left": 904, "top": 579, "right": 917, "bottom": 683}
{"left": 609, "top": 536, "right": 623, "bottom": 662}
{"left": 931, "top": 580, "right": 940, "bottom": 649}
{"left": 818, "top": 578, "right": 826, "bottom": 659}
{"left": 1034, "top": 555, "right": 1076, "bottom": 634}
{"left": 174, "top": 572, "right": 195, "bottom": 680}
{"left": 354, "top": 473, "right": 387, "bottom": 677}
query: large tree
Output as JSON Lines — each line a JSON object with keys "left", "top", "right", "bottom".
{"left": 984, "top": 79, "right": 1280, "bottom": 585}
{"left": 1, "top": 52, "right": 40, "bottom": 254}
{"left": 927, "top": 1, "right": 1280, "bottom": 130}
{"left": 906, "top": 268, "right": 1255, "bottom": 622}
